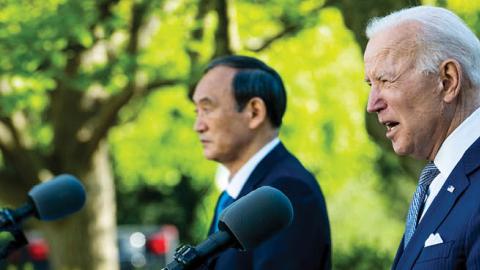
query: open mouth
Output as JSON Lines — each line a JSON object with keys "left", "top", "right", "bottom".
{"left": 384, "top": 121, "right": 399, "bottom": 131}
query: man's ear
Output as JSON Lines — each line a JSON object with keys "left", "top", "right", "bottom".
{"left": 439, "top": 59, "right": 462, "bottom": 103}
{"left": 245, "top": 97, "right": 267, "bottom": 129}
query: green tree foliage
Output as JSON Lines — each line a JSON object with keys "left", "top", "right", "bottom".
{"left": 1, "top": 0, "right": 478, "bottom": 269}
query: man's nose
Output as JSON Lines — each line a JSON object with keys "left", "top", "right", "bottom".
{"left": 194, "top": 117, "right": 207, "bottom": 133}
{"left": 366, "top": 86, "right": 387, "bottom": 113}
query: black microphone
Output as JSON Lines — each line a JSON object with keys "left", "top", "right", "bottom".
{"left": 164, "top": 186, "right": 294, "bottom": 270}
{"left": 0, "top": 174, "right": 86, "bottom": 228}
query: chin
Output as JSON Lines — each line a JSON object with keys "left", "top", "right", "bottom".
{"left": 203, "top": 150, "right": 216, "bottom": 161}
{"left": 392, "top": 142, "right": 411, "bottom": 157}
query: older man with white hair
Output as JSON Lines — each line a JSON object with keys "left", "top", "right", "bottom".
{"left": 364, "top": 6, "right": 480, "bottom": 270}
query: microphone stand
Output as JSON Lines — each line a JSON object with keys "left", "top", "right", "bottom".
{"left": 161, "top": 244, "right": 200, "bottom": 270}
{"left": 162, "top": 230, "right": 234, "bottom": 270}
{"left": 0, "top": 208, "right": 29, "bottom": 259}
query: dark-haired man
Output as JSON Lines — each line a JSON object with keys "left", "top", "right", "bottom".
{"left": 192, "top": 55, "right": 331, "bottom": 269}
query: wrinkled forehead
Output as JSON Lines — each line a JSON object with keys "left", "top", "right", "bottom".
{"left": 364, "top": 22, "right": 420, "bottom": 70}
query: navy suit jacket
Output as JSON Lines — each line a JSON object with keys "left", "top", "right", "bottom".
{"left": 392, "top": 136, "right": 480, "bottom": 270}
{"left": 202, "top": 142, "right": 331, "bottom": 270}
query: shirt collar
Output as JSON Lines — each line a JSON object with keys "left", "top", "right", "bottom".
{"left": 224, "top": 138, "right": 280, "bottom": 199}
{"left": 420, "top": 107, "right": 480, "bottom": 221}
{"left": 434, "top": 107, "right": 480, "bottom": 178}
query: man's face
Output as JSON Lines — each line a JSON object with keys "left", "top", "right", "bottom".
{"left": 364, "top": 23, "right": 449, "bottom": 160}
{"left": 193, "top": 66, "right": 253, "bottom": 165}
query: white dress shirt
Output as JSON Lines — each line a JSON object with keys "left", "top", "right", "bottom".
{"left": 216, "top": 138, "right": 280, "bottom": 199}
{"left": 419, "top": 107, "right": 480, "bottom": 221}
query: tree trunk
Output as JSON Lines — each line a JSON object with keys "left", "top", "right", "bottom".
{"left": 43, "top": 141, "right": 118, "bottom": 270}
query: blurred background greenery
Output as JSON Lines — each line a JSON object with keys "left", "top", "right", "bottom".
{"left": 0, "top": 0, "right": 479, "bottom": 269}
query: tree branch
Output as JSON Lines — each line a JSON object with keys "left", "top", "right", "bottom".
{"left": 186, "top": 0, "right": 213, "bottom": 96}
{"left": 49, "top": 0, "right": 123, "bottom": 166}
{"left": 52, "top": 0, "right": 120, "bottom": 75}
{"left": 247, "top": 23, "right": 301, "bottom": 53}
{"left": 145, "top": 78, "right": 184, "bottom": 93}
{"left": 0, "top": 169, "right": 30, "bottom": 206}
{"left": 245, "top": 5, "right": 325, "bottom": 53}
{"left": 0, "top": 116, "right": 22, "bottom": 148}
{"left": 0, "top": 118, "right": 45, "bottom": 194}
{"left": 213, "top": 0, "right": 233, "bottom": 57}
{"left": 80, "top": 0, "right": 154, "bottom": 160}
{"left": 117, "top": 78, "right": 186, "bottom": 125}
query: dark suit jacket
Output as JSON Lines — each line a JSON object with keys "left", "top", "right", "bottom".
{"left": 203, "top": 142, "right": 331, "bottom": 270}
{"left": 392, "top": 136, "right": 480, "bottom": 270}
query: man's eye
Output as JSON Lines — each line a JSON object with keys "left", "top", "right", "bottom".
{"left": 195, "top": 107, "right": 211, "bottom": 115}
{"left": 380, "top": 78, "right": 395, "bottom": 84}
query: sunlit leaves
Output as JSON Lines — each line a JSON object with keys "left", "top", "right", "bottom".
{"left": 110, "top": 85, "right": 215, "bottom": 191}
{"left": 446, "top": 0, "right": 480, "bottom": 36}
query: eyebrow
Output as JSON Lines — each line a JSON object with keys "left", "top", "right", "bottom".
{"left": 364, "top": 71, "right": 397, "bottom": 83}
{"left": 195, "top": 97, "right": 215, "bottom": 106}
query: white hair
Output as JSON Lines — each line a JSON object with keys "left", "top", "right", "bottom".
{"left": 366, "top": 6, "right": 480, "bottom": 88}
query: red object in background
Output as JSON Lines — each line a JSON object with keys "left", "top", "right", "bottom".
{"left": 147, "top": 225, "right": 178, "bottom": 255}
{"left": 27, "top": 239, "right": 49, "bottom": 261}
{"left": 147, "top": 233, "right": 168, "bottom": 255}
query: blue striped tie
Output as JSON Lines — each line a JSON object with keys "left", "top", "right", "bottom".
{"left": 210, "top": 191, "right": 234, "bottom": 234}
{"left": 404, "top": 161, "right": 440, "bottom": 249}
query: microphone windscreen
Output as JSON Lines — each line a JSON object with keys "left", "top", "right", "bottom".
{"left": 218, "top": 186, "right": 293, "bottom": 250}
{"left": 28, "top": 174, "right": 86, "bottom": 221}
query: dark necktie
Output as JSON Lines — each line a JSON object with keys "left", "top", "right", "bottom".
{"left": 209, "top": 191, "right": 234, "bottom": 235}
{"left": 404, "top": 161, "right": 440, "bottom": 249}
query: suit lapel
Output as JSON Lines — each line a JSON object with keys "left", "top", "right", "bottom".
{"left": 463, "top": 136, "right": 480, "bottom": 174}
{"left": 237, "top": 143, "right": 288, "bottom": 198}
{"left": 208, "top": 143, "right": 288, "bottom": 269}
{"left": 396, "top": 136, "right": 480, "bottom": 270}
{"left": 391, "top": 236, "right": 405, "bottom": 269}
{"left": 208, "top": 143, "right": 287, "bottom": 235}
{"left": 396, "top": 169, "right": 469, "bottom": 269}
